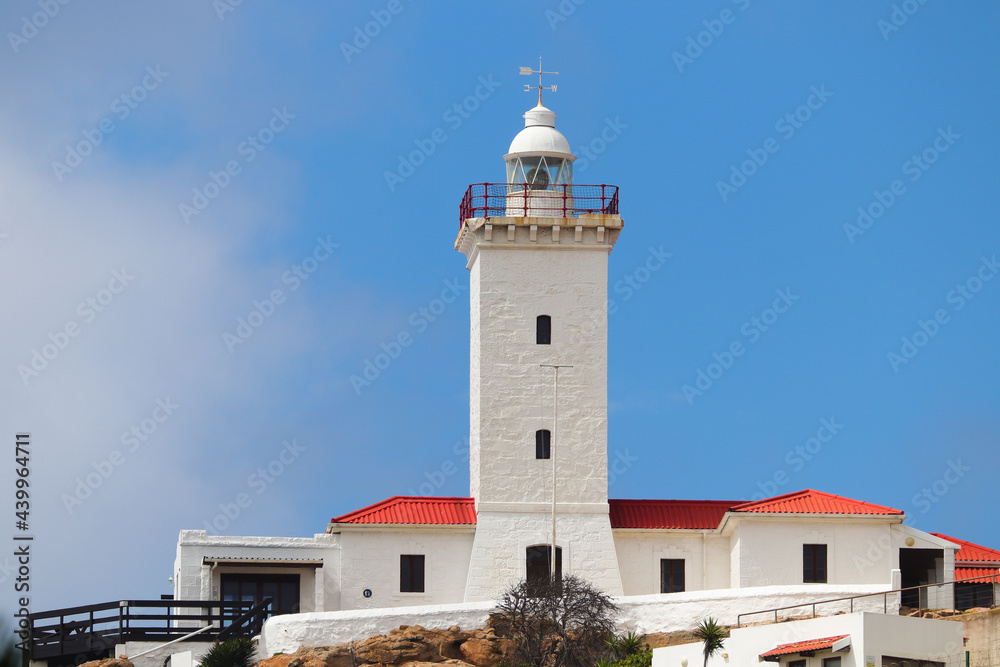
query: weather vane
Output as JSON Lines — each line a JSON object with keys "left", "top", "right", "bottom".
{"left": 519, "top": 57, "right": 558, "bottom": 106}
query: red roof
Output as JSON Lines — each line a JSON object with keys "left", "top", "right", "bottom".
{"left": 954, "top": 568, "right": 1000, "bottom": 584}
{"left": 330, "top": 496, "right": 476, "bottom": 525}
{"left": 608, "top": 499, "right": 737, "bottom": 529}
{"left": 760, "top": 635, "right": 850, "bottom": 660}
{"left": 931, "top": 533, "right": 1000, "bottom": 584}
{"left": 329, "top": 490, "right": 903, "bottom": 529}
{"left": 732, "top": 489, "right": 903, "bottom": 516}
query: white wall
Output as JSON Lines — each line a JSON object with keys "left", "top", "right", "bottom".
{"left": 613, "top": 531, "right": 730, "bottom": 596}
{"left": 262, "top": 600, "right": 495, "bottom": 654}
{"left": 117, "top": 641, "right": 223, "bottom": 667}
{"left": 465, "top": 510, "right": 623, "bottom": 601}
{"left": 463, "top": 219, "right": 620, "bottom": 510}
{"left": 617, "top": 583, "right": 895, "bottom": 635}
{"left": 730, "top": 518, "right": 896, "bottom": 588}
{"left": 173, "top": 530, "right": 340, "bottom": 612}
{"left": 336, "top": 527, "right": 475, "bottom": 610}
{"left": 263, "top": 585, "right": 897, "bottom": 657}
{"left": 652, "top": 612, "right": 965, "bottom": 667}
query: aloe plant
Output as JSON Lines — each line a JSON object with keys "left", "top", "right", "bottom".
{"left": 199, "top": 638, "right": 257, "bottom": 667}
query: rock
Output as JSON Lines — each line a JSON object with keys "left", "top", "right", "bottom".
{"left": 257, "top": 645, "right": 353, "bottom": 667}
{"left": 253, "top": 624, "right": 516, "bottom": 667}
{"left": 80, "top": 659, "right": 133, "bottom": 667}
{"left": 459, "top": 638, "right": 502, "bottom": 667}
{"left": 400, "top": 661, "right": 475, "bottom": 667}
{"left": 354, "top": 634, "right": 439, "bottom": 665}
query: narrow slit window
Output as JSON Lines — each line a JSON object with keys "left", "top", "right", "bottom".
{"left": 536, "top": 315, "right": 551, "bottom": 345}
{"left": 536, "top": 429, "right": 551, "bottom": 459}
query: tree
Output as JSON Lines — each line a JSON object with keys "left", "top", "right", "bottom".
{"left": 692, "top": 618, "right": 725, "bottom": 667}
{"left": 494, "top": 575, "right": 618, "bottom": 667}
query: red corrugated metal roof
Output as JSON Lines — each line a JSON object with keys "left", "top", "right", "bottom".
{"left": 328, "top": 489, "right": 904, "bottom": 529}
{"left": 732, "top": 489, "right": 903, "bottom": 516}
{"left": 330, "top": 496, "right": 476, "bottom": 525}
{"left": 931, "top": 533, "right": 1000, "bottom": 563}
{"left": 931, "top": 533, "right": 1000, "bottom": 584}
{"left": 608, "top": 499, "right": 738, "bottom": 529}
{"left": 760, "top": 635, "right": 849, "bottom": 659}
{"left": 955, "top": 567, "right": 1000, "bottom": 584}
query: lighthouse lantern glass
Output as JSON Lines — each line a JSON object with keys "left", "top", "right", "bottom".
{"left": 506, "top": 155, "right": 573, "bottom": 191}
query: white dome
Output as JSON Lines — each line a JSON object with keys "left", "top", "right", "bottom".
{"left": 505, "top": 104, "right": 574, "bottom": 159}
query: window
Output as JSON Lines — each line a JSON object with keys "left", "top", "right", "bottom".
{"left": 220, "top": 573, "right": 300, "bottom": 619}
{"left": 400, "top": 554, "right": 425, "bottom": 593}
{"left": 536, "top": 429, "right": 551, "bottom": 459}
{"left": 823, "top": 658, "right": 842, "bottom": 667}
{"left": 526, "top": 545, "right": 562, "bottom": 589}
{"left": 660, "top": 559, "right": 685, "bottom": 593}
{"left": 956, "top": 582, "right": 995, "bottom": 610}
{"left": 803, "top": 544, "right": 828, "bottom": 583}
{"left": 536, "top": 315, "right": 551, "bottom": 344}
{"left": 882, "top": 658, "right": 944, "bottom": 667}
{"left": 788, "top": 661, "right": 806, "bottom": 667}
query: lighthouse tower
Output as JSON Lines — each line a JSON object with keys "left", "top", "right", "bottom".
{"left": 455, "top": 74, "right": 625, "bottom": 600}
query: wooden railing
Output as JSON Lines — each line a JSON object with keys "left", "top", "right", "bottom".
{"left": 27, "top": 598, "right": 271, "bottom": 663}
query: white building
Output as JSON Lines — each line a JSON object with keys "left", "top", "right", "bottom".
{"left": 652, "top": 612, "right": 966, "bottom": 667}
{"left": 173, "top": 94, "right": 996, "bottom": 619}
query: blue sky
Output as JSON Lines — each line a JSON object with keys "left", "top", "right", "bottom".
{"left": 1, "top": 1, "right": 998, "bottom": 614}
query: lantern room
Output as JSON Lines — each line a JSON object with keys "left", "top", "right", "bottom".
{"left": 504, "top": 103, "right": 575, "bottom": 189}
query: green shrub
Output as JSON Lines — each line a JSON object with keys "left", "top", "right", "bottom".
{"left": 610, "top": 645, "right": 651, "bottom": 667}
{"left": 199, "top": 638, "right": 257, "bottom": 667}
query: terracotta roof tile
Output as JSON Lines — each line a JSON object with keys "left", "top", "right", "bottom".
{"left": 329, "top": 489, "right": 904, "bottom": 529}
{"left": 732, "top": 489, "right": 903, "bottom": 516}
{"left": 931, "top": 533, "right": 1000, "bottom": 584}
{"left": 608, "top": 499, "right": 738, "bottom": 529}
{"left": 330, "top": 496, "right": 476, "bottom": 525}
{"left": 760, "top": 635, "right": 850, "bottom": 660}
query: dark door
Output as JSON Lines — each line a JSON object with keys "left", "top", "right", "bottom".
{"left": 221, "top": 573, "right": 300, "bottom": 619}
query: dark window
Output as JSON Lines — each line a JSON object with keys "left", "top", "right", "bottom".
{"left": 955, "top": 582, "right": 995, "bottom": 610}
{"left": 803, "top": 544, "right": 828, "bottom": 583}
{"left": 526, "top": 545, "right": 562, "bottom": 589}
{"left": 536, "top": 429, "right": 551, "bottom": 459}
{"left": 400, "top": 554, "right": 425, "bottom": 593}
{"left": 882, "top": 658, "right": 944, "bottom": 667}
{"left": 823, "top": 658, "right": 842, "bottom": 667}
{"left": 536, "top": 315, "right": 551, "bottom": 344}
{"left": 660, "top": 559, "right": 685, "bottom": 593}
{"left": 220, "top": 573, "right": 300, "bottom": 619}
{"left": 788, "top": 661, "right": 806, "bottom": 667}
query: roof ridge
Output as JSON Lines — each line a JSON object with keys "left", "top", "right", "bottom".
{"left": 931, "top": 532, "right": 1000, "bottom": 560}
{"left": 731, "top": 489, "right": 903, "bottom": 515}
{"left": 330, "top": 495, "right": 476, "bottom": 526}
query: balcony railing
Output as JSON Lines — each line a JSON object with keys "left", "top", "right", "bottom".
{"left": 459, "top": 183, "right": 619, "bottom": 225}
{"left": 736, "top": 571, "right": 1000, "bottom": 627}
{"left": 27, "top": 598, "right": 271, "bottom": 664}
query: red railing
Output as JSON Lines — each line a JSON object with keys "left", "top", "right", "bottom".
{"left": 459, "top": 183, "right": 619, "bottom": 225}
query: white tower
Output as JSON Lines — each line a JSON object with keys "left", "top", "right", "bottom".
{"left": 455, "top": 72, "right": 625, "bottom": 600}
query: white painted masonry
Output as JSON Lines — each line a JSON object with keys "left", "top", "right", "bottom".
{"left": 260, "top": 585, "right": 897, "bottom": 656}
{"left": 458, "top": 212, "right": 625, "bottom": 600}
{"left": 336, "top": 526, "right": 475, "bottom": 610}
{"left": 165, "top": 98, "right": 981, "bottom": 653}
{"left": 652, "top": 612, "right": 965, "bottom": 667}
